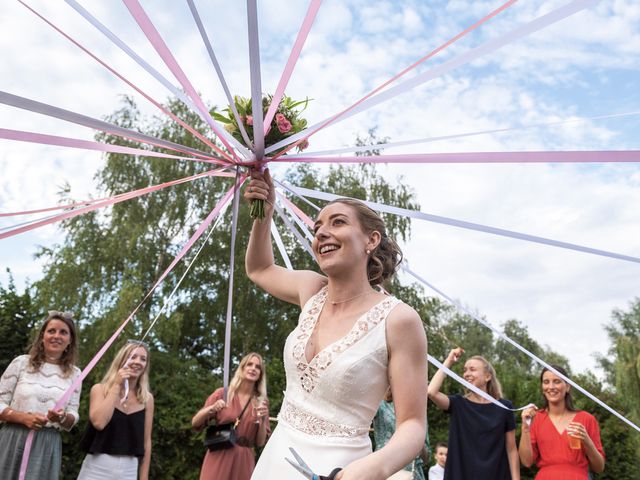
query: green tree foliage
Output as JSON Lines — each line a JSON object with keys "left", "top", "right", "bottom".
{"left": 0, "top": 270, "right": 36, "bottom": 371}
{"left": 598, "top": 298, "right": 640, "bottom": 466}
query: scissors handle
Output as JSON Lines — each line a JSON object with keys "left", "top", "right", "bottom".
{"left": 320, "top": 468, "right": 342, "bottom": 480}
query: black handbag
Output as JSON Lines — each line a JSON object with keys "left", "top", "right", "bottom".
{"left": 203, "top": 397, "right": 252, "bottom": 451}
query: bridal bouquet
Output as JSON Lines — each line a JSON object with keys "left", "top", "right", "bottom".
{"left": 213, "top": 94, "right": 310, "bottom": 218}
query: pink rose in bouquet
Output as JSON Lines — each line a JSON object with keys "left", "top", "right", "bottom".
{"left": 277, "top": 115, "right": 292, "bottom": 133}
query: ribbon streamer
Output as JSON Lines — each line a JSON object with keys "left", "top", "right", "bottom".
{"left": 284, "top": 111, "right": 640, "bottom": 158}
{"left": 267, "top": 0, "right": 595, "bottom": 154}
{"left": 274, "top": 204, "right": 315, "bottom": 259}
{"left": 271, "top": 219, "right": 294, "bottom": 270}
{"left": 186, "top": 0, "right": 252, "bottom": 149}
{"left": 0, "top": 170, "right": 232, "bottom": 219}
{"left": 265, "top": 0, "right": 520, "bottom": 155}
{"left": 275, "top": 150, "right": 640, "bottom": 164}
{"left": 262, "top": 0, "right": 323, "bottom": 134}
{"left": 223, "top": 170, "right": 246, "bottom": 399}
{"left": 52, "top": 183, "right": 237, "bottom": 411}
{"left": 0, "top": 128, "right": 220, "bottom": 165}
{"left": 62, "top": 0, "right": 217, "bottom": 142}
{"left": 247, "top": 0, "right": 265, "bottom": 160}
{"left": 0, "top": 169, "right": 226, "bottom": 240}
{"left": 283, "top": 184, "right": 640, "bottom": 264}
{"left": 19, "top": 0, "right": 232, "bottom": 164}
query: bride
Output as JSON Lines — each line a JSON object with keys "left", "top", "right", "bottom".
{"left": 244, "top": 169, "right": 427, "bottom": 480}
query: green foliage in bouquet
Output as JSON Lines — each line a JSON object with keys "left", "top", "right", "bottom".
{"left": 213, "top": 94, "right": 311, "bottom": 218}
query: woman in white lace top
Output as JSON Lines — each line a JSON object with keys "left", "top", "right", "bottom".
{"left": 245, "top": 170, "right": 427, "bottom": 480}
{"left": 0, "top": 311, "right": 82, "bottom": 480}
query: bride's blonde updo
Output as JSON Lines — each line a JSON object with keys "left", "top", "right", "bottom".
{"left": 324, "top": 198, "right": 403, "bottom": 286}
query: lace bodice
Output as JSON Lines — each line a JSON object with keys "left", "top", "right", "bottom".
{"left": 279, "top": 286, "right": 400, "bottom": 437}
{"left": 0, "top": 354, "right": 81, "bottom": 430}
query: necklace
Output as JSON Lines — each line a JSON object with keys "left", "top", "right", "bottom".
{"left": 329, "top": 290, "right": 374, "bottom": 305}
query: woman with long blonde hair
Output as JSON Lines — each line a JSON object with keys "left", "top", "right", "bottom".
{"left": 428, "top": 347, "right": 519, "bottom": 480}
{"left": 192, "top": 352, "right": 270, "bottom": 480}
{"left": 77, "top": 340, "right": 154, "bottom": 480}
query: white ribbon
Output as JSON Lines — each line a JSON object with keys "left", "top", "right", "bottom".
{"left": 266, "top": 0, "right": 597, "bottom": 154}
{"left": 283, "top": 184, "right": 640, "bottom": 265}
{"left": 271, "top": 219, "right": 294, "bottom": 270}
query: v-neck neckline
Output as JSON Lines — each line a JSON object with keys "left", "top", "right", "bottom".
{"left": 546, "top": 410, "right": 578, "bottom": 437}
{"left": 302, "top": 287, "right": 388, "bottom": 365}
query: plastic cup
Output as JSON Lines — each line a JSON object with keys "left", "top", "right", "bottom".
{"left": 568, "top": 433, "right": 581, "bottom": 449}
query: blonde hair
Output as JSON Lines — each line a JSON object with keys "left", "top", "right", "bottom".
{"left": 101, "top": 341, "right": 151, "bottom": 404}
{"left": 467, "top": 355, "right": 503, "bottom": 400}
{"left": 227, "top": 352, "right": 267, "bottom": 404}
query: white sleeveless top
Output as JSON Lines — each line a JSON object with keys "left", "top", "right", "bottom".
{"left": 252, "top": 286, "right": 402, "bottom": 479}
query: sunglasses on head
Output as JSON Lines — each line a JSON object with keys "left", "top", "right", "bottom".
{"left": 48, "top": 310, "right": 74, "bottom": 321}
{"left": 126, "top": 339, "right": 149, "bottom": 349}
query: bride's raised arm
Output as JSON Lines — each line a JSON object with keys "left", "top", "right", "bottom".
{"left": 245, "top": 169, "right": 325, "bottom": 307}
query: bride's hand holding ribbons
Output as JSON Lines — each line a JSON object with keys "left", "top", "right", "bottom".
{"left": 245, "top": 168, "right": 275, "bottom": 220}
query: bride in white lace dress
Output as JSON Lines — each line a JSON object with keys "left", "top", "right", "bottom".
{"left": 245, "top": 170, "right": 427, "bottom": 480}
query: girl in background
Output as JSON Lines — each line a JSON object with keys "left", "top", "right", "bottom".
{"left": 192, "top": 352, "right": 270, "bottom": 480}
{"left": 428, "top": 347, "right": 519, "bottom": 480}
{"left": 0, "top": 311, "right": 81, "bottom": 480}
{"left": 78, "top": 340, "right": 154, "bottom": 480}
{"left": 518, "top": 365, "right": 604, "bottom": 479}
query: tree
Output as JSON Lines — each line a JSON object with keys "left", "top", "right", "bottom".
{"left": 0, "top": 270, "right": 36, "bottom": 371}
{"left": 598, "top": 298, "right": 640, "bottom": 467}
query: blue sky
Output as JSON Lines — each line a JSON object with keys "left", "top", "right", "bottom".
{"left": 1, "top": 0, "right": 639, "bottom": 377}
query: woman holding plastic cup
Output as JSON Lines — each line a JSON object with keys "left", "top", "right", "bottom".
{"left": 518, "top": 365, "right": 605, "bottom": 479}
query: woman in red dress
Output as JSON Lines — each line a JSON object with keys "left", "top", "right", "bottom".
{"left": 519, "top": 365, "right": 605, "bottom": 479}
{"left": 192, "top": 353, "right": 270, "bottom": 480}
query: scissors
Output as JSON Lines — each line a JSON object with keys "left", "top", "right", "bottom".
{"left": 285, "top": 447, "right": 342, "bottom": 480}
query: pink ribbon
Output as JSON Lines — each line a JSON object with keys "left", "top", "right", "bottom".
{"left": 262, "top": 0, "right": 323, "bottom": 134}
{"left": 0, "top": 169, "right": 230, "bottom": 240}
{"left": 0, "top": 128, "right": 222, "bottom": 164}
{"left": 273, "top": 150, "right": 640, "bottom": 164}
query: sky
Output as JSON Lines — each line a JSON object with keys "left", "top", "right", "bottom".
{"left": 0, "top": 0, "right": 639, "bottom": 378}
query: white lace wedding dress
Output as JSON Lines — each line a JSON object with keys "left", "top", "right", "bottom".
{"left": 251, "top": 286, "right": 401, "bottom": 479}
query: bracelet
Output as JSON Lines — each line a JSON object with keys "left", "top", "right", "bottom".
{"left": 59, "top": 412, "right": 68, "bottom": 424}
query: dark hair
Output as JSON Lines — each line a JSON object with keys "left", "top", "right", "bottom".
{"left": 435, "top": 442, "right": 448, "bottom": 451}
{"left": 540, "top": 364, "right": 576, "bottom": 412}
{"left": 28, "top": 311, "right": 78, "bottom": 377}
{"left": 324, "top": 198, "right": 403, "bottom": 286}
